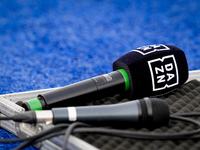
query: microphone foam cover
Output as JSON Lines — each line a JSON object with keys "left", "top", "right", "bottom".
{"left": 113, "top": 44, "right": 188, "bottom": 98}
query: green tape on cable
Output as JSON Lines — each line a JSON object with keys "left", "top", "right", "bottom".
{"left": 118, "top": 69, "right": 130, "bottom": 91}
{"left": 26, "top": 98, "right": 43, "bottom": 111}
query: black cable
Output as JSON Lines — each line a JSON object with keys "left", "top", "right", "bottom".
{"left": 70, "top": 115, "right": 200, "bottom": 140}
{"left": 12, "top": 122, "right": 90, "bottom": 150}
{"left": 12, "top": 124, "right": 70, "bottom": 150}
{"left": 0, "top": 124, "right": 69, "bottom": 144}
{"left": 33, "top": 130, "right": 65, "bottom": 144}
{"left": 172, "top": 112, "right": 200, "bottom": 117}
{"left": 62, "top": 122, "right": 90, "bottom": 150}
{"left": 1, "top": 112, "right": 200, "bottom": 150}
{"left": 0, "top": 137, "right": 28, "bottom": 143}
{"left": 0, "top": 116, "right": 13, "bottom": 121}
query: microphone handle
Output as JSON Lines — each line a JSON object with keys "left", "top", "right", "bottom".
{"left": 14, "top": 98, "right": 169, "bottom": 126}
{"left": 52, "top": 100, "right": 141, "bottom": 124}
{"left": 37, "top": 69, "right": 129, "bottom": 109}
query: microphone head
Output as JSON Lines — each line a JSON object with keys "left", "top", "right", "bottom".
{"left": 151, "top": 98, "right": 170, "bottom": 126}
{"left": 113, "top": 44, "right": 188, "bottom": 98}
{"left": 139, "top": 98, "right": 169, "bottom": 126}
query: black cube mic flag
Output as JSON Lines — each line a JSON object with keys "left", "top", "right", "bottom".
{"left": 18, "top": 44, "right": 188, "bottom": 110}
{"left": 113, "top": 44, "right": 188, "bottom": 98}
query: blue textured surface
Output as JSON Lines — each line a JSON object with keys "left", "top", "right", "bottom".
{"left": 0, "top": 0, "right": 200, "bottom": 149}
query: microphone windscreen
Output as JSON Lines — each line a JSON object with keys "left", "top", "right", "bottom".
{"left": 113, "top": 44, "right": 188, "bottom": 98}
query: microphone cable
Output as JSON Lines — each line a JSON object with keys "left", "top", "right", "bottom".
{"left": 1, "top": 112, "right": 200, "bottom": 149}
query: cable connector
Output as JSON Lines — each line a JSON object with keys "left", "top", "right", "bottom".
{"left": 12, "top": 111, "right": 53, "bottom": 125}
{"left": 12, "top": 111, "right": 37, "bottom": 123}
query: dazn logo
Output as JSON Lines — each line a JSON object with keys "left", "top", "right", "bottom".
{"left": 148, "top": 55, "right": 179, "bottom": 91}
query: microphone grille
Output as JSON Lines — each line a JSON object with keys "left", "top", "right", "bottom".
{"left": 151, "top": 98, "right": 169, "bottom": 126}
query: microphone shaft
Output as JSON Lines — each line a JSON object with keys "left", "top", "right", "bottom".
{"left": 22, "top": 69, "right": 129, "bottom": 110}
{"left": 20, "top": 100, "right": 141, "bottom": 124}
{"left": 41, "top": 70, "right": 126, "bottom": 106}
{"left": 52, "top": 100, "right": 140, "bottom": 124}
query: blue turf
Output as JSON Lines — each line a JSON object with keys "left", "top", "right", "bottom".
{"left": 0, "top": 0, "right": 200, "bottom": 149}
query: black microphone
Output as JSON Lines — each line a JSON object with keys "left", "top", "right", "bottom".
{"left": 17, "top": 44, "right": 188, "bottom": 111}
{"left": 13, "top": 98, "right": 170, "bottom": 127}
{"left": 113, "top": 44, "right": 188, "bottom": 98}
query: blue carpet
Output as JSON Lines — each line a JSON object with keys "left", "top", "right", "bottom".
{"left": 0, "top": 0, "right": 200, "bottom": 149}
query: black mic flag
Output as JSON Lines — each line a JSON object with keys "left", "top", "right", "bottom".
{"left": 113, "top": 44, "right": 188, "bottom": 98}
{"left": 18, "top": 44, "right": 188, "bottom": 110}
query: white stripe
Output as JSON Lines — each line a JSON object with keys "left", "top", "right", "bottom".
{"left": 67, "top": 107, "right": 77, "bottom": 121}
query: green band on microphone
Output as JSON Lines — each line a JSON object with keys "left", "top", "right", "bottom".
{"left": 26, "top": 98, "right": 43, "bottom": 111}
{"left": 118, "top": 69, "right": 130, "bottom": 91}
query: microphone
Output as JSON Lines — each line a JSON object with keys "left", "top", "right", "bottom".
{"left": 113, "top": 44, "right": 188, "bottom": 98}
{"left": 17, "top": 44, "right": 188, "bottom": 110}
{"left": 13, "top": 98, "right": 170, "bottom": 126}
